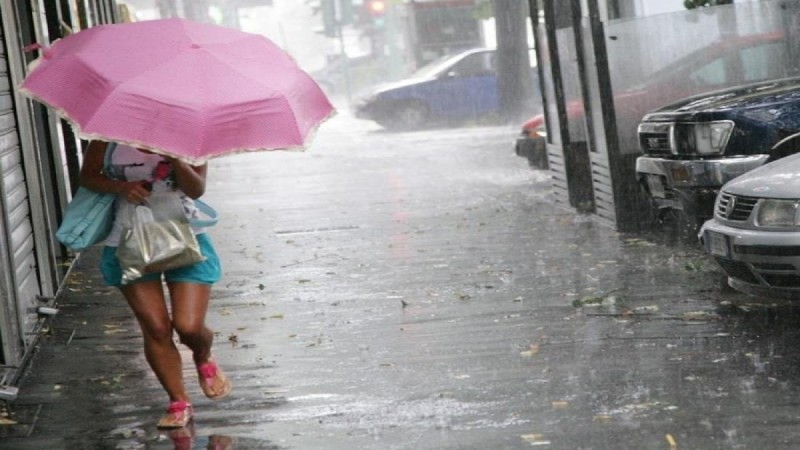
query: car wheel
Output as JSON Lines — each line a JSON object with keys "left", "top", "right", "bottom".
{"left": 390, "top": 102, "right": 429, "bottom": 130}
{"left": 516, "top": 137, "right": 548, "bottom": 170}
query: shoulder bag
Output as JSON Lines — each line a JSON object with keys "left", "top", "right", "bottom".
{"left": 116, "top": 194, "right": 206, "bottom": 284}
{"left": 56, "top": 142, "right": 118, "bottom": 251}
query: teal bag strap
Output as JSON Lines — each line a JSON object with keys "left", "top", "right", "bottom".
{"left": 191, "top": 199, "right": 218, "bottom": 227}
{"left": 102, "top": 142, "right": 117, "bottom": 178}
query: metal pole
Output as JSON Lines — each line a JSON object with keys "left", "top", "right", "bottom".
{"left": 334, "top": 0, "right": 352, "bottom": 104}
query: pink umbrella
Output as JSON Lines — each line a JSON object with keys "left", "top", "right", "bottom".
{"left": 19, "top": 18, "right": 335, "bottom": 164}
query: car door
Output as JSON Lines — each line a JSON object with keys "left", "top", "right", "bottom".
{"left": 425, "top": 51, "right": 499, "bottom": 119}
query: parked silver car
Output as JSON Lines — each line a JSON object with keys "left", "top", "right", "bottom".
{"left": 700, "top": 152, "right": 800, "bottom": 299}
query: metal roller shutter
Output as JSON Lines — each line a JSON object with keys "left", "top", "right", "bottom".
{"left": 0, "top": 12, "right": 42, "bottom": 370}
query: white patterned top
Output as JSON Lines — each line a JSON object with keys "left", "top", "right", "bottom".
{"left": 103, "top": 144, "right": 206, "bottom": 246}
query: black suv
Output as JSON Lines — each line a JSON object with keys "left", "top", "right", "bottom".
{"left": 635, "top": 76, "right": 800, "bottom": 227}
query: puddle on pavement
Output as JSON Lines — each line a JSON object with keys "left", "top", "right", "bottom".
{"left": 266, "top": 392, "right": 507, "bottom": 432}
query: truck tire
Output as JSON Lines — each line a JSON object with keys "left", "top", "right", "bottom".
{"left": 653, "top": 187, "right": 712, "bottom": 236}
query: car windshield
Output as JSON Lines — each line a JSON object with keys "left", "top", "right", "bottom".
{"left": 623, "top": 35, "right": 781, "bottom": 92}
{"left": 409, "top": 52, "right": 470, "bottom": 79}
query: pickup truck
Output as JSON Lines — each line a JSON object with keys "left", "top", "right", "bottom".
{"left": 516, "top": 32, "right": 790, "bottom": 169}
{"left": 635, "top": 76, "right": 800, "bottom": 228}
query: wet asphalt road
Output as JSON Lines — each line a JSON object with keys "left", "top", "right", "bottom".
{"left": 7, "top": 108, "right": 800, "bottom": 449}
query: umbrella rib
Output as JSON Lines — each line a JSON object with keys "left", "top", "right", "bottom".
{"left": 274, "top": 96, "right": 303, "bottom": 146}
{"left": 201, "top": 40, "right": 293, "bottom": 92}
{"left": 80, "top": 46, "right": 200, "bottom": 131}
{"left": 201, "top": 48, "right": 306, "bottom": 143}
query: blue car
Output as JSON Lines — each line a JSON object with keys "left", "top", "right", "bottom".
{"left": 354, "top": 48, "right": 534, "bottom": 130}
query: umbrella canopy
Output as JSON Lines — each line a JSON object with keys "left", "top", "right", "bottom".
{"left": 19, "top": 18, "right": 335, "bottom": 164}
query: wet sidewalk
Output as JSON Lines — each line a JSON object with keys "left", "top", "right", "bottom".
{"left": 4, "top": 115, "right": 800, "bottom": 449}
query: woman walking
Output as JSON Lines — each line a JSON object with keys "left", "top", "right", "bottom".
{"left": 79, "top": 140, "right": 232, "bottom": 428}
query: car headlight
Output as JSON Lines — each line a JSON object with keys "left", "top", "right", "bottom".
{"left": 671, "top": 121, "right": 734, "bottom": 155}
{"left": 757, "top": 199, "right": 800, "bottom": 227}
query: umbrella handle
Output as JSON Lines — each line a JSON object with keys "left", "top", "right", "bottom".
{"left": 23, "top": 43, "right": 53, "bottom": 59}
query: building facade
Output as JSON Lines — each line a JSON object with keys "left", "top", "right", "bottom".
{"left": 531, "top": 0, "right": 796, "bottom": 231}
{"left": 0, "top": 0, "right": 119, "bottom": 396}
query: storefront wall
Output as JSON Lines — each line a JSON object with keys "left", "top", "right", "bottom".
{"left": 0, "top": 0, "right": 118, "bottom": 389}
{"left": 534, "top": 0, "right": 800, "bottom": 231}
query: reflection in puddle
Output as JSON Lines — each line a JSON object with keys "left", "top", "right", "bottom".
{"left": 157, "top": 422, "right": 274, "bottom": 450}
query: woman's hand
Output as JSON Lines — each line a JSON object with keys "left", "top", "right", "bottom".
{"left": 79, "top": 142, "right": 152, "bottom": 203}
{"left": 119, "top": 181, "right": 152, "bottom": 204}
{"left": 167, "top": 156, "right": 207, "bottom": 199}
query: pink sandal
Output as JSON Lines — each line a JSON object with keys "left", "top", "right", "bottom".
{"left": 197, "top": 359, "right": 232, "bottom": 400}
{"left": 157, "top": 400, "right": 193, "bottom": 429}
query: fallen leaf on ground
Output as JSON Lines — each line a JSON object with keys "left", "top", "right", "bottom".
{"left": 520, "top": 344, "right": 540, "bottom": 357}
{"left": 521, "top": 434, "right": 549, "bottom": 445}
{"left": 685, "top": 261, "right": 704, "bottom": 271}
{"left": 682, "top": 311, "right": 717, "bottom": 321}
{"left": 573, "top": 296, "right": 603, "bottom": 307}
{"left": 666, "top": 433, "right": 677, "bottom": 449}
{"left": 104, "top": 328, "right": 128, "bottom": 334}
{"left": 572, "top": 289, "right": 622, "bottom": 308}
{"left": 625, "top": 238, "right": 656, "bottom": 247}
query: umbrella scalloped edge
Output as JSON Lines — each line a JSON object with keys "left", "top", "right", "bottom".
{"left": 17, "top": 85, "right": 338, "bottom": 166}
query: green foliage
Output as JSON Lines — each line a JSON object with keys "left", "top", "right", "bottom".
{"left": 684, "top": 0, "right": 733, "bottom": 9}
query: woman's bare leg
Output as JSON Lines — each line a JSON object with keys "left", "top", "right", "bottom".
{"left": 168, "top": 282, "right": 229, "bottom": 397}
{"left": 168, "top": 282, "right": 213, "bottom": 362}
{"left": 122, "top": 280, "right": 189, "bottom": 402}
